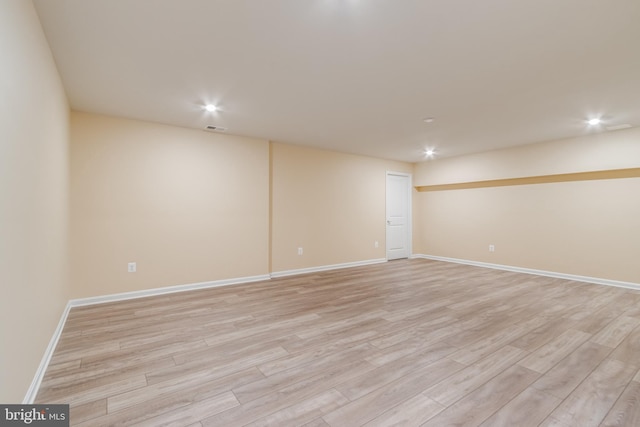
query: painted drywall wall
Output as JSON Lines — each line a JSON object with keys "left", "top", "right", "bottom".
{"left": 271, "top": 142, "right": 413, "bottom": 273}
{"left": 0, "top": 0, "right": 70, "bottom": 402}
{"left": 414, "top": 127, "right": 640, "bottom": 283}
{"left": 69, "top": 112, "right": 270, "bottom": 298}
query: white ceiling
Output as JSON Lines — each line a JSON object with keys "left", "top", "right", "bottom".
{"left": 34, "top": 0, "right": 640, "bottom": 162}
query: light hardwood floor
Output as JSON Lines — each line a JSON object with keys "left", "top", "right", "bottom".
{"left": 36, "top": 259, "right": 640, "bottom": 426}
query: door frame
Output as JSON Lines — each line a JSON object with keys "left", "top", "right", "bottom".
{"left": 385, "top": 171, "right": 413, "bottom": 260}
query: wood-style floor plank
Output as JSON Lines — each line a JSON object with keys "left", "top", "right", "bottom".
{"left": 131, "top": 391, "right": 238, "bottom": 427}
{"left": 420, "top": 364, "right": 541, "bottom": 427}
{"left": 107, "top": 367, "right": 264, "bottom": 413}
{"left": 478, "top": 387, "right": 561, "bottom": 427}
{"left": 517, "top": 328, "right": 592, "bottom": 374}
{"left": 424, "top": 344, "right": 527, "bottom": 406}
{"left": 600, "top": 380, "right": 640, "bottom": 427}
{"left": 540, "top": 358, "right": 638, "bottom": 427}
{"left": 34, "top": 259, "right": 640, "bottom": 426}
{"left": 531, "top": 340, "right": 614, "bottom": 400}
{"left": 322, "top": 357, "right": 465, "bottom": 426}
{"left": 244, "top": 389, "right": 349, "bottom": 427}
{"left": 362, "top": 393, "right": 444, "bottom": 427}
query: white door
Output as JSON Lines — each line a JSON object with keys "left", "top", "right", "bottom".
{"left": 386, "top": 172, "right": 411, "bottom": 260}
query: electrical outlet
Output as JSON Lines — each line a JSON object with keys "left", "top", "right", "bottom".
{"left": 297, "top": 247, "right": 303, "bottom": 255}
{"left": 374, "top": 241, "right": 379, "bottom": 248}
{"left": 489, "top": 245, "right": 495, "bottom": 252}
{"left": 128, "top": 262, "right": 137, "bottom": 273}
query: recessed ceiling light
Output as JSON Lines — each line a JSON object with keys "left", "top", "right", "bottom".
{"left": 204, "top": 104, "right": 217, "bottom": 112}
{"left": 423, "top": 118, "right": 435, "bottom": 123}
{"left": 425, "top": 149, "right": 435, "bottom": 157}
{"left": 587, "top": 118, "right": 601, "bottom": 126}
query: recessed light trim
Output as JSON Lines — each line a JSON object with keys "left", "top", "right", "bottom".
{"left": 204, "top": 104, "right": 217, "bottom": 112}
{"left": 204, "top": 125, "right": 227, "bottom": 132}
{"left": 425, "top": 149, "right": 435, "bottom": 157}
{"left": 587, "top": 118, "right": 601, "bottom": 126}
{"left": 423, "top": 117, "right": 435, "bottom": 123}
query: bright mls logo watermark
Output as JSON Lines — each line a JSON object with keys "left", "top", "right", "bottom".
{"left": 0, "top": 405, "right": 68, "bottom": 426}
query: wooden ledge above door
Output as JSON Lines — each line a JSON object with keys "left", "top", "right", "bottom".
{"left": 415, "top": 167, "right": 640, "bottom": 192}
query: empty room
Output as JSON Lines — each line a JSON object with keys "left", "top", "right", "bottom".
{"left": 2, "top": 0, "right": 640, "bottom": 426}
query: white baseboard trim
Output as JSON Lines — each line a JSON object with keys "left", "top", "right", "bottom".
{"left": 23, "top": 301, "right": 72, "bottom": 404}
{"left": 70, "top": 274, "right": 272, "bottom": 308}
{"left": 412, "top": 254, "right": 640, "bottom": 291}
{"left": 270, "top": 258, "right": 387, "bottom": 278}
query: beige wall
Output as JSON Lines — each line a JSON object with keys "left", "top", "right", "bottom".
{"left": 414, "top": 127, "right": 640, "bottom": 283}
{"left": 271, "top": 142, "right": 413, "bottom": 272}
{"left": 70, "top": 117, "right": 414, "bottom": 292}
{"left": 416, "top": 127, "right": 640, "bottom": 185}
{"left": 0, "top": 0, "right": 70, "bottom": 402}
{"left": 70, "top": 112, "right": 270, "bottom": 298}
